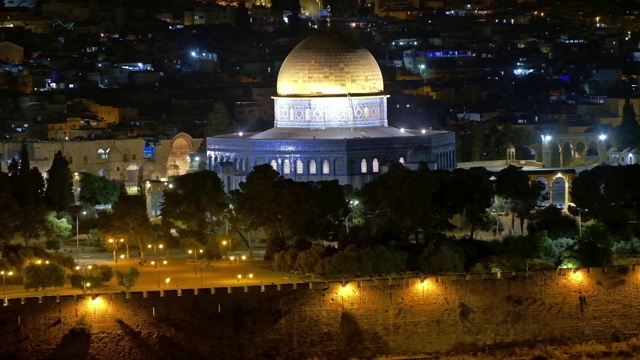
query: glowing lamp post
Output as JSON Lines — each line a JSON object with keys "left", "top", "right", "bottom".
{"left": 237, "top": 273, "right": 254, "bottom": 283}
{"left": 148, "top": 243, "right": 164, "bottom": 258}
{"left": 74, "top": 211, "right": 87, "bottom": 263}
{"left": 1, "top": 270, "right": 12, "bottom": 297}
{"left": 109, "top": 238, "right": 124, "bottom": 264}
{"left": 188, "top": 249, "right": 203, "bottom": 261}
{"left": 75, "top": 264, "right": 93, "bottom": 294}
{"left": 229, "top": 255, "right": 247, "bottom": 266}
{"left": 151, "top": 260, "right": 168, "bottom": 287}
{"left": 222, "top": 240, "right": 231, "bottom": 255}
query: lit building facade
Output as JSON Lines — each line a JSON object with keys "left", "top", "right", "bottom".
{"left": 206, "top": 32, "right": 456, "bottom": 191}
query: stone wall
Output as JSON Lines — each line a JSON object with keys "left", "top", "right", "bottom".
{"left": 2, "top": 266, "right": 640, "bottom": 360}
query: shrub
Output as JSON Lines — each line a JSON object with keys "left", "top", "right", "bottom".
{"left": 295, "top": 244, "right": 324, "bottom": 275}
{"left": 116, "top": 267, "right": 140, "bottom": 292}
{"left": 23, "top": 262, "right": 66, "bottom": 291}
{"left": 612, "top": 238, "right": 640, "bottom": 255}
{"left": 419, "top": 244, "right": 465, "bottom": 274}
{"left": 45, "top": 239, "right": 61, "bottom": 250}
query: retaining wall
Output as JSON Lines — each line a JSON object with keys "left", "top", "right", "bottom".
{"left": 1, "top": 267, "right": 639, "bottom": 359}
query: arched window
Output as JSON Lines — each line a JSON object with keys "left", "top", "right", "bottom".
{"left": 310, "top": 160, "right": 317, "bottom": 174}
{"left": 305, "top": 107, "right": 311, "bottom": 121}
{"left": 97, "top": 149, "right": 107, "bottom": 160}
{"left": 289, "top": 107, "right": 294, "bottom": 120}
{"left": 399, "top": 157, "right": 405, "bottom": 164}
{"left": 372, "top": 158, "right": 379, "bottom": 173}
{"left": 322, "top": 159, "right": 330, "bottom": 174}
{"left": 296, "top": 159, "right": 304, "bottom": 174}
{"left": 270, "top": 160, "right": 278, "bottom": 171}
{"left": 361, "top": 159, "right": 368, "bottom": 173}
{"left": 283, "top": 159, "right": 291, "bottom": 174}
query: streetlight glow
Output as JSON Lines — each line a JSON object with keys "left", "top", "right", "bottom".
{"left": 1, "top": 270, "right": 13, "bottom": 297}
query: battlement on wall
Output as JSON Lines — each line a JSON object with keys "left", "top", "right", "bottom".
{"left": 3, "top": 265, "right": 635, "bottom": 307}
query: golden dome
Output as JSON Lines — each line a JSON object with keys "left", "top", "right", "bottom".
{"left": 277, "top": 32, "right": 384, "bottom": 97}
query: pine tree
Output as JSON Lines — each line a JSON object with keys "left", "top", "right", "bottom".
{"left": 45, "top": 151, "right": 74, "bottom": 213}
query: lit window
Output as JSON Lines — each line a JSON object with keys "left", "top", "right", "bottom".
{"left": 310, "top": 160, "right": 317, "bottom": 174}
{"left": 97, "top": 149, "right": 107, "bottom": 159}
{"left": 270, "top": 160, "right": 277, "bottom": 171}
{"left": 373, "top": 158, "right": 379, "bottom": 173}
{"left": 322, "top": 160, "right": 330, "bottom": 174}
{"left": 296, "top": 160, "right": 304, "bottom": 174}
{"left": 283, "top": 159, "right": 290, "bottom": 174}
{"left": 361, "top": 159, "right": 368, "bottom": 173}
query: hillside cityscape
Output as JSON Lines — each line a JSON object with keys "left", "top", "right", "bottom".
{"left": 2, "top": 0, "right": 640, "bottom": 359}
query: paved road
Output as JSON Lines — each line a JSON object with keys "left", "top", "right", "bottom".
{"left": 1, "top": 256, "right": 305, "bottom": 299}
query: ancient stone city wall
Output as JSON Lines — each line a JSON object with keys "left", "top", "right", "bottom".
{"left": 1, "top": 266, "right": 639, "bottom": 360}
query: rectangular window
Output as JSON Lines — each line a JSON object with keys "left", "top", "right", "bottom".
{"left": 68, "top": 156, "right": 73, "bottom": 164}
{"left": 83, "top": 156, "right": 88, "bottom": 164}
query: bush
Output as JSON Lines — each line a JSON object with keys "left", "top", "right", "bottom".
{"left": 23, "top": 262, "right": 66, "bottom": 291}
{"left": 612, "top": 238, "right": 640, "bottom": 255}
{"left": 295, "top": 244, "right": 325, "bottom": 275}
{"left": 45, "top": 239, "right": 61, "bottom": 250}
{"left": 419, "top": 244, "right": 465, "bottom": 274}
{"left": 51, "top": 253, "right": 76, "bottom": 270}
{"left": 542, "top": 237, "right": 575, "bottom": 265}
{"left": 116, "top": 267, "right": 140, "bottom": 292}
{"left": 273, "top": 248, "right": 299, "bottom": 272}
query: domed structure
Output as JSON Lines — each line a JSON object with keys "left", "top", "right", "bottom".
{"left": 205, "top": 32, "right": 456, "bottom": 191}
{"left": 274, "top": 32, "right": 389, "bottom": 129}
{"left": 277, "top": 32, "right": 384, "bottom": 96}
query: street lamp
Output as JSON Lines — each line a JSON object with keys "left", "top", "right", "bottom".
{"left": 188, "top": 249, "right": 203, "bottom": 261}
{"left": 1, "top": 270, "right": 13, "bottom": 297}
{"left": 75, "top": 264, "right": 93, "bottom": 294}
{"left": 222, "top": 240, "right": 231, "bottom": 255}
{"left": 237, "top": 273, "right": 254, "bottom": 284}
{"left": 150, "top": 260, "right": 168, "bottom": 287}
{"left": 165, "top": 277, "right": 171, "bottom": 288}
{"left": 229, "top": 255, "right": 246, "bottom": 266}
{"left": 108, "top": 238, "right": 124, "bottom": 264}
{"left": 74, "top": 211, "right": 87, "bottom": 263}
{"left": 148, "top": 243, "right": 164, "bottom": 258}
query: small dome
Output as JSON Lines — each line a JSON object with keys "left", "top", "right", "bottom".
{"left": 107, "top": 147, "right": 122, "bottom": 162}
{"left": 406, "top": 144, "right": 435, "bottom": 163}
{"left": 277, "top": 32, "right": 384, "bottom": 96}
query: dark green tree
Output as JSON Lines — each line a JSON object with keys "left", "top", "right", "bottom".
{"left": 567, "top": 223, "right": 613, "bottom": 267}
{"left": 449, "top": 168, "right": 495, "bottom": 239}
{"left": 116, "top": 267, "right": 140, "bottom": 293}
{"left": 23, "top": 262, "right": 66, "bottom": 291}
{"left": 104, "top": 195, "right": 151, "bottom": 262}
{"left": 205, "top": 102, "right": 232, "bottom": 136}
{"left": 233, "top": 164, "right": 286, "bottom": 238}
{"left": 614, "top": 98, "right": 640, "bottom": 149}
{"left": 527, "top": 206, "right": 578, "bottom": 239}
{"left": 7, "top": 144, "right": 50, "bottom": 246}
{"left": 79, "top": 173, "right": 121, "bottom": 205}
{"left": 161, "top": 171, "right": 228, "bottom": 245}
{"left": 495, "top": 165, "right": 544, "bottom": 233}
{"left": 0, "top": 164, "right": 19, "bottom": 252}
{"left": 45, "top": 151, "right": 74, "bottom": 213}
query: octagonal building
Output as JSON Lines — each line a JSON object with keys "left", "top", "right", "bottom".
{"left": 206, "top": 32, "right": 456, "bottom": 191}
